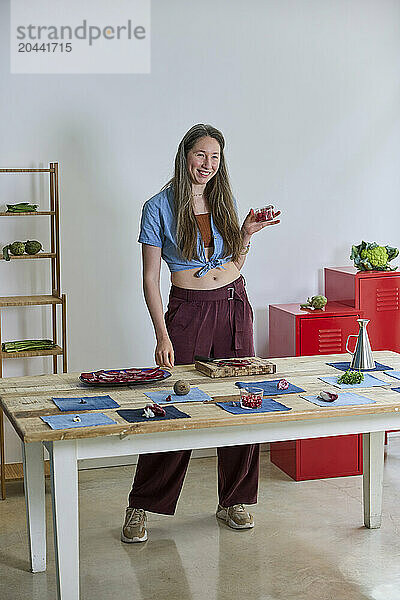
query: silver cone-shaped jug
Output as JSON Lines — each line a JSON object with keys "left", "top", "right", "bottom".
{"left": 346, "top": 319, "right": 375, "bottom": 370}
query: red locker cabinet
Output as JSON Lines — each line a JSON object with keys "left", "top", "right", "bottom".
{"left": 325, "top": 267, "right": 400, "bottom": 352}
{"left": 269, "top": 302, "right": 362, "bottom": 481}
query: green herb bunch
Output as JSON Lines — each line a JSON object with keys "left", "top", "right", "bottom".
{"left": 337, "top": 370, "right": 364, "bottom": 385}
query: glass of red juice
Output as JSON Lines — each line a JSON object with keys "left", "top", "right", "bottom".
{"left": 239, "top": 387, "right": 263, "bottom": 409}
{"left": 254, "top": 205, "right": 274, "bottom": 222}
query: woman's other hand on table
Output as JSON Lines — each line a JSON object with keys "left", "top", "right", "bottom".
{"left": 155, "top": 337, "right": 175, "bottom": 368}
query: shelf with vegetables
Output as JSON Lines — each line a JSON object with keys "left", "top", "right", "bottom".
{"left": 0, "top": 162, "right": 67, "bottom": 500}
{"left": 1, "top": 338, "right": 64, "bottom": 359}
{"left": 2, "top": 239, "right": 46, "bottom": 260}
{"left": 0, "top": 253, "right": 56, "bottom": 260}
{"left": 0, "top": 211, "right": 55, "bottom": 216}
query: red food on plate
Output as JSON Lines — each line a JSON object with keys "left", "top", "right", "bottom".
{"left": 79, "top": 366, "right": 169, "bottom": 386}
{"left": 80, "top": 372, "right": 94, "bottom": 379}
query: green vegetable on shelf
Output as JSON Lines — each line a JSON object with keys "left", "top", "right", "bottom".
{"left": 351, "top": 241, "right": 399, "bottom": 271}
{"left": 2, "top": 239, "right": 43, "bottom": 260}
{"left": 2, "top": 241, "right": 25, "bottom": 261}
{"left": 10, "top": 241, "right": 25, "bottom": 256}
{"left": 2, "top": 245, "right": 10, "bottom": 261}
{"left": 300, "top": 295, "right": 327, "bottom": 310}
{"left": 1, "top": 339, "right": 56, "bottom": 353}
{"left": 6, "top": 202, "right": 38, "bottom": 213}
{"left": 337, "top": 370, "right": 364, "bottom": 385}
{"left": 24, "top": 240, "right": 42, "bottom": 255}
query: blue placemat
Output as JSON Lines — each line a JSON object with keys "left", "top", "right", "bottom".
{"left": 235, "top": 380, "right": 305, "bottom": 395}
{"left": 52, "top": 395, "right": 120, "bottom": 411}
{"left": 117, "top": 405, "right": 190, "bottom": 423}
{"left": 41, "top": 412, "right": 116, "bottom": 430}
{"left": 319, "top": 373, "right": 388, "bottom": 389}
{"left": 301, "top": 392, "right": 376, "bottom": 408}
{"left": 144, "top": 387, "right": 212, "bottom": 404}
{"left": 384, "top": 371, "right": 400, "bottom": 381}
{"left": 216, "top": 398, "right": 292, "bottom": 415}
{"left": 327, "top": 361, "right": 393, "bottom": 372}
{"left": 391, "top": 387, "right": 400, "bottom": 394}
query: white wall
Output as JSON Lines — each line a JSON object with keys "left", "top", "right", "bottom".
{"left": 1, "top": 0, "right": 400, "bottom": 462}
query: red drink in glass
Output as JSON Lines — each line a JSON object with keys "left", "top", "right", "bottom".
{"left": 239, "top": 387, "right": 263, "bottom": 409}
{"left": 254, "top": 205, "right": 274, "bottom": 222}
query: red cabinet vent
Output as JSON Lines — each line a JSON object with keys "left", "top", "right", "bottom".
{"left": 318, "top": 328, "right": 342, "bottom": 354}
{"left": 376, "top": 288, "right": 399, "bottom": 312}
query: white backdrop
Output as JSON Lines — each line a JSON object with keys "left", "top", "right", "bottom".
{"left": 1, "top": 0, "right": 400, "bottom": 462}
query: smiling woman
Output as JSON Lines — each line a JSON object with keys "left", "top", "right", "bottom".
{"left": 186, "top": 137, "right": 220, "bottom": 182}
{"left": 121, "top": 123, "right": 281, "bottom": 544}
{"left": 167, "top": 125, "right": 243, "bottom": 277}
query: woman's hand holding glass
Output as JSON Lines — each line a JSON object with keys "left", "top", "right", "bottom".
{"left": 241, "top": 207, "right": 281, "bottom": 238}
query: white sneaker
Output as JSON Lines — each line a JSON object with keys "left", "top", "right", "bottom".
{"left": 216, "top": 504, "right": 254, "bottom": 529}
{"left": 121, "top": 507, "right": 148, "bottom": 543}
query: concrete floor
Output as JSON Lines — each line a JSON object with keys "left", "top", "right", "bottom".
{"left": 1, "top": 441, "right": 400, "bottom": 600}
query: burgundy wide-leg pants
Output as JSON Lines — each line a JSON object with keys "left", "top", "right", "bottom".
{"left": 128, "top": 275, "right": 260, "bottom": 515}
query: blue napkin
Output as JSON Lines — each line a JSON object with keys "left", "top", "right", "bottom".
{"left": 319, "top": 373, "right": 388, "bottom": 389}
{"left": 144, "top": 387, "right": 212, "bottom": 404}
{"left": 117, "top": 405, "right": 190, "bottom": 423}
{"left": 235, "top": 380, "right": 305, "bottom": 395}
{"left": 384, "top": 371, "right": 400, "bottom": 381}
{"left": 390, "top": 387, "right": 400, "bottom": 394}
{"left": 52, "top": 395, "right": 120, "bottom": 411}
{"left": 217, "top": 398, "right": 291, "bottom": 415}
{"left": 41, "top": 412, "right": 116, "bottom": 430}
{"left": 301, "top": 392, "right": 376, "bottom": 408}
{"left": 327, "top": 361, "right": 393, "bottom": 372}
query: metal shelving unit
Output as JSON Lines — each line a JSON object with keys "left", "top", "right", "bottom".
{"left": 0, "top": 162, "right": 67, "bottom": 499}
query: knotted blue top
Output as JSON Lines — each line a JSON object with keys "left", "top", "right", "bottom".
{"left": 138, "top": 186, "right": 237, "bottom": 277}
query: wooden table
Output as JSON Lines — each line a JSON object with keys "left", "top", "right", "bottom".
{"left": 2, "top": 351, "right": 400, "bottom": 600}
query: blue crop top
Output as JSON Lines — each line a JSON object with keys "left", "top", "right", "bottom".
{"left": 138, "top": 186, "right": 238, "bottom": 278}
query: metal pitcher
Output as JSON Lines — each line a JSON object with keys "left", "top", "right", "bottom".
{"left": 346, "top": 319, "right": 375, "bottom": 370}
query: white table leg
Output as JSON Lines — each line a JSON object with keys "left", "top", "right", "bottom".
{"left": 22, "top": 441, "right": 46, "bottom": 572}
{"left": 362, "top": 431, "right": 385, "bottom": 529}
{"left": 47, "top": 440, "right": 79, "bottom": 600}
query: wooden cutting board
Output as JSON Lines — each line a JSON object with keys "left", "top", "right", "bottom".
{"left": 194, "top": 356, "right": 276, "bottom": 378}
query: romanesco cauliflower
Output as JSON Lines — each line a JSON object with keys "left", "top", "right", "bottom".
{"left": 360, "top": 246, "right": 388, "bottom": 268}
{"left": 351, "top": 241, "right": 398, "bottom": 271}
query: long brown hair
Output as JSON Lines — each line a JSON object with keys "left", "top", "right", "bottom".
{"left": 162, "top": 124, "right": 242, "bottom": 262}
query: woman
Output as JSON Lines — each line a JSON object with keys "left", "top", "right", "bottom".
{"left": 122, "top": 124, "right": 280, "bottom": 543}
